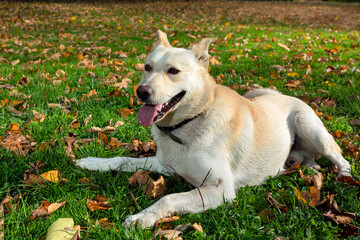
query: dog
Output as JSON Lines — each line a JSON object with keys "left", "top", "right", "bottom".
{"left": 76, "top": 30, "right": 352, "bottom": 228}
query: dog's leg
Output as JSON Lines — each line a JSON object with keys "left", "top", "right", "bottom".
{"left": 76, "top": 156, "right": 171, "bottom": 174}
{"left": 123, "top": 179, "right": 236, "bottom": 228}
{"left": 294, "top": 111, "right": 352, "bottom": 176}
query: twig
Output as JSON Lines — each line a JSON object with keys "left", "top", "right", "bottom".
{"left": 197, "top": 187, "right": 205, "bottom": 211}
{"left": 129, "top": 191, "right": 140, "bottom": 211}
{"left": 199, "top": 168, "right": 212, "bottom": 187}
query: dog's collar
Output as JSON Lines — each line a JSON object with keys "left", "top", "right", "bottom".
{"left": 155, "top": 113, "right": 202, "bottom": 145}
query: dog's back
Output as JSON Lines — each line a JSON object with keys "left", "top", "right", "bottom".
{"left": 244, "top": 88, "right": 280, "bottom": 99}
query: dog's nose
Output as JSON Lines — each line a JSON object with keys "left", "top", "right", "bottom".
{"left": 136, "top": 85, "right": 153, "bottom": 101}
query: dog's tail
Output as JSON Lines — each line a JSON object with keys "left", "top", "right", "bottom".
{"left": 244, "top": 88, "right": 280, "bottom": 99}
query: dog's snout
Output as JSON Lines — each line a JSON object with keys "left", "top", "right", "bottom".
{"left": 137, "top": 85, "right": 153, "bottom": 101}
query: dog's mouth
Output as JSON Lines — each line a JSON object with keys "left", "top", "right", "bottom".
{"left": 137, "top": 91, "right": 186, "bottom": 127}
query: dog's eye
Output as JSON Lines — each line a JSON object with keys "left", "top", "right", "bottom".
{"left": 144, "top": 64, "right": 152, "bottom": 72}
{"left": 168, "top": 68, "right": 180, "bottom": 75}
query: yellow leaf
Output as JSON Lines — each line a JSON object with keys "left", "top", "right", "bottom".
{"left": 0, "top": 98, "right": 9, "bottom": 107}
{"left": 40, "top": 170, "right": 61, "bottom": 183}
{"left": 76, "top": 53, "right": 84, "bottom": 61}
{"left": 117, "top": 25, "right": 122, "bottom": 30}
{"left": 46, "top": 218, "right": 79, "bottom": 240}
{"left": 286, "top": 72, "right": 300, "bottom": 78}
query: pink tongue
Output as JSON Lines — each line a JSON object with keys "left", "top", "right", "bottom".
{"left": 137, "top": 104, "right": 163, "bottom": 127}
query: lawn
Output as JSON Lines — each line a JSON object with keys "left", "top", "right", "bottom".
{"left": 0, "top": 1, "right": 359, "bottom": 239}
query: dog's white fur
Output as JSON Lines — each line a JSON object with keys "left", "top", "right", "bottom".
{"left": 76, "top": 30, "right": 352, "bottom": 228}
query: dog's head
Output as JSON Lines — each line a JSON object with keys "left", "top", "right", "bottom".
{"left": 137, "top": 30, "right": 216, "bottom": 127}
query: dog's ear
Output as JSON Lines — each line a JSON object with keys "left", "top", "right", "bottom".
{"left": 155, "top": 30, "right": 171, "bottom": 48}
{"left": 190, "top": 38, "right": 216, "bottom": 68}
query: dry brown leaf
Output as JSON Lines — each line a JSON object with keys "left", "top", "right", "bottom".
{"left": 1, "top": 124, "right": 36, "bottom": 156}
{"left": 30, "top": 200, "right": 66, "bottom": 220}
{"left": 106, "top": 137, "right": 122, "bottom": 149}
{"left": 192, "top": 223, "right": 203, "bottom": 233}
{"left": 258, "top": 209, "right": 275, "bottom": 221}
{"left": 155, "top": 216, "right": 180, "bottom": 229}
{"left": 129, "top": 170, "right": 166, "bottom": 199}
{"left": 337, "top": 176, "right": 360, "bottom": 186}
{"left": 32, "top": 110, "right": 46, "bottom": 122}
{"left": 96, "top": 217, "right": 119, "bottom": 232}
{"left": 23, "top": 173, "right": 45, "bottom": 186}
{"left": 281, "top": 162, "right": 301, "bottom": 175}
{"left": 84, "top": 114, "right": 92, "bottom": 126}
{"left": 78, "top": 177, "right": 90, "bottom": 184}
{"left": 157, "top": 229, "right": 181, "bottom": 240}
{"left": 349, "top": 119, "right": 360, "bottom": 126}
{"left": 277, "top": 42, "right": 290, "bottom": 51}
{"left": 129, "top": 170, "right": 152, "bottom": 186}
{"left": 209, "top": 56, "right": 221, "bottom": 65}
{"left": 135, "top": 63, "right": 144, "bottom": 71}
{"left": 144, "top": 175, "right": 166, "bottom": 199}
{"left": 97, "top": 132, "right": 109, "bottom": 145}
{"left": 117, "top": 108, "right": 132, "bottom": 118}
{"left": 87, "top": 127, "right": 102, "bottom": 133}
{"left": 266, "top": 191, "right": 287, "bottom": 214}
{"left": 86, "top": 196, "right": 111, "bottom": 211}
{"left": 101, "top": 126, "right": 116, "bottom": 133}
{"left": 0, "top": 84, "right": 15, "bottom": 90}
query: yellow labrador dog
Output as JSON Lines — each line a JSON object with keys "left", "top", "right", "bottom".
{"left": 76, "top": 30, "right": 352, "bottom": 228}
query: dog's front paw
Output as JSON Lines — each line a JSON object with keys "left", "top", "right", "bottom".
{"left": 76, "top": 157, "right": 119, "bottom": 171}
{"left": 123, "top": 211, "right": 160, "bottom": 228}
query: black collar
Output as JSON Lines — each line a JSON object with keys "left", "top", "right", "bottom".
{"left": 156, "top": 113, "right": 202, "bottom": 145}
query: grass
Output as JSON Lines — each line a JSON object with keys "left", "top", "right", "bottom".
{"left": 1, "top": 1, "right": 359, "bottom": 239}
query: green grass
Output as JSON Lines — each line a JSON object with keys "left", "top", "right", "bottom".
{"left": 1, "top": 1, "right": 359, "bottom": 239}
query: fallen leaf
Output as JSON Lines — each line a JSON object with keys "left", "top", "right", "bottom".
{"left": 337, "top": 176, "right": 360, "bottom": 186}
{"left": 157, "top": 229, "right": 181, "bottom": 240}
{"left": 84, "top": 114, "right": 92, "bottom": 126}
{"left": 266, "top": 191, "right": 287, "bottom": 214}
{"left": 192, "top": 223, "right": 203, "bottom": 232}
{"left": 349, "top": 119, "right": 360, "bottom": 126}
{"left": 96, "top": 217, "right": 119, "bottom": 232}
{"left": 40, "top": 170, "right": 61, "bottom": 183}
{"left": 342, "top": 224, "right": 360, "bottom": 237}
{"left": 46, "top": 218, "right": 80, "bottom": 240}
{"left": 135, "top": 63, "right": 144, "bottom": 71}
{"left": 106, "top": 137, "right": 122, "bottom": 149}
{"left": 258, "top": 209, "right": 275, "bottom": 221}
{"left": 129, "top": 170, "right": 166, "bottom": 199}
{"left": 97, "top": 132, "right": 109, "bottom": 145}
{"left": 1, "top": 195, "right": 21, "bottom": 216}
{"left": 86, "top": 196, "right": 111, "bottom": 211}
{"left": 0, "top": 98, "right": 9, "bottom": 107}
{"left": 210, "top": 56, "right": 221, "bottom": 65}
{"left": 0, "top": 84, "right": 15, "bottom": 90}
{"left": 277, "top": 42, "right": 290, "bottom": 51}
{"left": 117, "top": 108, "right": 132, "bottom": 118}
{"left": 281, "top": 162, "right": 301, "bottom": 175}
{"left": 155, "top": 216, "right": 180, "bottom": 229}
{"left": 32, "top": 110, "right": 46, "bottom": 122}
{"left": 67, "top": 119, "right": 79, "bottom": 130}
{"left": 78, "top": 177, "right": 90, "bottom": 184}
{"left": 129, "top": 170, "right": 152, "bottom": 186}
{"left": 271, "top": 65, "right": 284, "bottom": 72}
{"left": 30, "top": 200, "right": 66, "bottom": 220}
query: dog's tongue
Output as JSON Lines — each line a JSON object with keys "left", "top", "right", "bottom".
{"left": 137, "top": 104, "right": 163, "bottom": 127}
